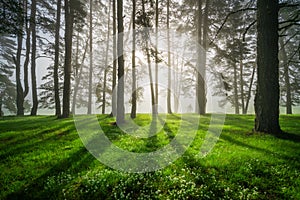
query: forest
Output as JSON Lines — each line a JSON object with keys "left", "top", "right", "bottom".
{"left": 0, "top": 0, "right": 300, "bottom": 199}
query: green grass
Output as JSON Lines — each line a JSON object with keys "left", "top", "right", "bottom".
{"left": 0, "top": 114, "right": 300, "bottom": 199}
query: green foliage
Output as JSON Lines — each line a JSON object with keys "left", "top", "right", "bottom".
{"left": 0, "top": 115, "right": 300, "bottom": 199}
{"left": 0, "top": 0, "right": 24, "bottom": 35}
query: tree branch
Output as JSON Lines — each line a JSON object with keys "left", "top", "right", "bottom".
{"left": 210, "top": 7, "right": 256, "bottom": 45}
{"left": 242, "top": 20, "right": 256, "bottom": 41}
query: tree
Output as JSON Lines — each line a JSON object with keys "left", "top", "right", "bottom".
{"left": 62, "top": 0, "right": 87, "bottom": 118}
{"left": 30, "top": 0, "right": 38, "bottom": 115}
{"left": 116, "top": 0, "right": 125, "bottom": 124}
{"left": 111, "top": 0, "right": 117, "bottom": 116}
{"left": 54, "top": 0, "right": 62, "bottom": 116}
{"left": 0, "top": 47, "right": 17, "bottom": 116}
{"left": 62, "top": 0, "right": 73, "bottom": 118}
{"left": 130, "top": 0, "right": 137, "bottom": 119}
{"left": 15, "top": 0, "right": 25, "bottom": 116}
{"left": 254, "top": 0, "right": 281, "bottom": 133}
{"left": 87, "top": 0, "right": 93, "bottom": 115}
{"left": 167, "top": 0, "right": 172, "bottom": 114}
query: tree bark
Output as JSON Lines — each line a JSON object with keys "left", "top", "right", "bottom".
{"left": 245, "top": 65, "right": 256, "bottom": 114}
{"left": 111, "top": 0, "right": 117, "bottom": 116}
{"left": 154, "top": 0, "right": 159, "bottom": 116}
{"left": 15, "top": 0, "right": 24, "bottom": 116}
{"left": 62, "top": 0, "right": 74, "bottom": 118}
{"left": 239, "top": 59, "right": 246, "bottom": 114}
{"left": 167, "top": 0, "right": 172, "bottom": 114}
{"left": 280, "top": 38, "right": 292, "bottom": 114}
{"left": 141, "top": 0, "right": 156, "bottom": 116}
{"left": 72, "top": 37, "right": 89, "bottom": 115}
{"left": 101, "top": 0, "right": 112, "bottom": 115}
{"left": 54, "top": 0, "right": 61, "bottom": 117}
{"left": 130, "top": 0, "right": 137, "bottom": 119}
{"left": 23, "top": 0, "right": 30, "bottom": 99}
{"left": 87, "top": 0, "right": 93, "bottom": 114}
{"left": 30, "top": 0, "right": 38, "bottom": 116}
{"left": 199, "top": 0, "right": 208, "bottom": 115}
{"left": 116, "top": 0, "right": 125, "bottom": 124}
{"left": 254, "top": 0, "right": 281, "bottom": 133}
{"left": 233, "top": 63, "right": 240, "bottom": 114}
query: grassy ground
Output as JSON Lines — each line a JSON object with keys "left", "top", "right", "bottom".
{"left": 0, "top": 114, "right": 300, "bottom": 199}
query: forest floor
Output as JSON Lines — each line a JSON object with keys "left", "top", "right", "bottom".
{"left": 0, "top": 114, "right": 300, "bottom": 199}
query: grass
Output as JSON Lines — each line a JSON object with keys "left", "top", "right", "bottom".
{"left": 0, "top": 114, "right": 300, "bottom": 199}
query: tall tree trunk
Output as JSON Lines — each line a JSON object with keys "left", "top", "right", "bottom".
{"left": 0, "top": 99, "right": 2, "bottom": 117}
{"left": 15, "top": 0, "right": 24, "bottom": 116}
{"left": 254, "top": 0, "right": 281, "bottom": 133}
{"left": 198, "top": 0, "right": 208, "bottom": 115}
{"left": 280, "top": 38, "right": 292, "bottom": 114}
{"left": 23, "top": 0, "right": 30, "bottom": 99}
{"left": 102, "top": 0, "right": 112, "bottom": 115}
{"left": 130, "top": 0, "right": 137, "bottom": 119}
{"left": 239, "top": 59, "right": 246, "bottom": 114}
{"left": 233, "top": 64, "right": 239, "bottom": 114}
{"left": 87, "top": 0, "right": 93, "bottom": 114}
{"left": 195, "top": 0, "right": 203, "bottom": 114}
{"left": 30, "top": 0, "right": 38, "bottom": 116}
{"left": 116, "top": 0, "right": 125, "bottom": 124}
{"left": 72, "top": 38, "right": 89, "bottom": 114}
{"left": 62, "top": 0, "right": 74, "bottom": 118}
{"left": 54, "top": 0, "right": 61, "bottom": 116}
{"left": 167, "top": 0, "right": 172, "bottom": 114}
{"left": 245, "top": 65, "right": 256, "bottom": 114}
{"left": 142, "top": 0, "right": 156, "bottom": 116}
{"left": 111, "top": 0, "right": 117, "bottom": 116}
{"left": 154, "top": 0, "right": 159, "bottom": 116}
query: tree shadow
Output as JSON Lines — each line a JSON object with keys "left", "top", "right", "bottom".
{"left": 5, "top": 147, "right": 97, "bottom": 200}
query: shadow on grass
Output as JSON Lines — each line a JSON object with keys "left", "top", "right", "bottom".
{"left": 221, "top": 134, "right": 300, "bottom": 166}
{"left": 6, "top": 147, "right": 96, "bottom": 200}
{"left": 0, "top": 123, "right": 77, "bottom": 162}
{"left": 274, "top": 132, "right": 300, "bottom": 143}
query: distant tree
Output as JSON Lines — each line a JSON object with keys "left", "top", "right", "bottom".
{"left": 87, "top": 0, "right": 93, "bottom": 115}
{"left": 0, "top": 61, "right": 16, "bottom": 116}
{"left": 167, "top": 0, "right": 172, "bottom": 114}
{"left": 116, "top": 0, "right": 125, "bottom": 124}
{"left": 279, "top": 2, "right": 300, "bottom": 114}
{"left": 130, "top": 0, "right": 137, "bottom": 119}
{"left": 254, "top": 0, "right": 281, "bottom": 133}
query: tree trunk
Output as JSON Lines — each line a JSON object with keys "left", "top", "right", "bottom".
{"left": 155, "top": 0, "right": 159, "bottom": 116}
{"left": 239, "top": 59, "right": 246, "bottom": 114}
{"left": 54, "top": 0, "right": 61, "bottom": 117}
{"left": 30, "top": 0, "right": 38, "bottom": 116}
{"left": 72, "top": 38, "right": 89, "bottom": 115}
{"left": 62, "top": 0, "right": 74, "bottom": 118}
{"left": 116, "top": 0, "right": 125, "bottom": 124}
{"left": 280, "top": 38, "right": 292, "bottom": 114}
{"left": 87, "top": 0, "right": 93, "bottom": 114}
{"left": 167, "top": 0, "right": 172, "bottom": 114}
{"left": 15, "top": 0, "right": 24, "bottom": 116}
{"left": 23, "top": 0, "right": 30, "bottom": 99}
{"left": 245, "top": 65, "right": 256, "bottom": 114}
{"left": 130, "top": 0, "right": 137, "bottom": 119}
{"left": 101, "top": 0, "right": 112, "bottom": 115}
{"left": 200, "top": 0, "right": 208, "bottom": 115}
{"left": 111, "top": 0, "right": 117, "bottom": 116}
{"left": 233, "top": 63, "right": 239, "bottom": 114}
{"left": 196, "top": 0, "right": 205, "bottom": 115}
{"left": 254, "top": 0, "right": 281, "bottom": 133}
